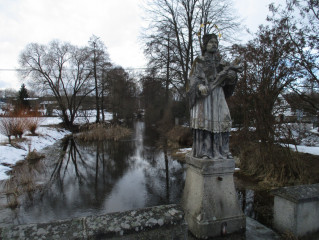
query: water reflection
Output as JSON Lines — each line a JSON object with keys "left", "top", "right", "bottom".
{"left": 236, "top": 188, "right": 274, "bottom": 228}
{"left": 5, "top": 121, "right": 273, "bottom": 228}
{"left": 15, "top": 121, "right": 184, "bottom": 224}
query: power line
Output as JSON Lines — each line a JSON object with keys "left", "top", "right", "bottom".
{"left": 0, "top": 67, "right": 151, "bottom": 71}
{"left": 0, "top": 69, "right": 24, "bottom": 71}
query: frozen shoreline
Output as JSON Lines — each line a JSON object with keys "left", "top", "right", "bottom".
{"left": 0, "top": 117, "right": 70, "bottom": 181}
{"left": 0, "top": 112, "right": 113, "bottom": 181}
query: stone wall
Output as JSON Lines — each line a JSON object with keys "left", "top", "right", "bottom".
{"left": 0, "top": 204, "right": 187, "bottom": 240}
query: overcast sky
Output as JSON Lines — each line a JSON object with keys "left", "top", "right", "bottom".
{"left": 0, "top": 0, "right": 285, "bottom": 90}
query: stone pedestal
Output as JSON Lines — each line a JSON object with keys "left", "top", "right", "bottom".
{"left": 182, "top": 154, "right": 245, "bottom": 239}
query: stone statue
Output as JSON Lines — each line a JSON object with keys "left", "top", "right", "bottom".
{"left": 188, "top": 33, "right": 242, "bottom": 159}
{"left": 183, "top": 34, "right": 246, "bottom": 238}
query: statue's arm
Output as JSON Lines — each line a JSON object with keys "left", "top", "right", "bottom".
{"left": 188, "top": 60, "right": 209, "bottom": 107}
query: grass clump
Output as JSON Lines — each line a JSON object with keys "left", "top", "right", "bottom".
{"left": 3, "top": 158, "right": 44, "bottom": 209}
{"left": 25, "top": 149, "right": 45, "bottom": 163}
{"left": 76, "top": 123, "right": 132, "bottom": 141}
{"left": 237, "top": 142, "right": 305, "bottom": 188}
{"left": 166, "top": 125, "right": 192, "bottom": 148}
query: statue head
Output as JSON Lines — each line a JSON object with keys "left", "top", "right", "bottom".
{"left": 202, "top": 33, "right": 218, "bottom": 54}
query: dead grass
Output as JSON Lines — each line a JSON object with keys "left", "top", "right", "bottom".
{"left": 166, "top": 125, "right": 192, "bottom": 148}
{"left": 280, "top": 231, "right": 299, "bottom": 240}
{"left": 25, "top": 149, "right": 45, "bottom": 163}
{"left": 3, "top": 158, "right": 45, "bottom": 209}
{"left": 75, "top": 123, "right": 132, "bottom": 141}
{"left": 235, "top": 141, "right": 319, "bottom": 188}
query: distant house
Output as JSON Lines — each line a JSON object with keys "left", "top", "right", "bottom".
{"left": 40, "top": 100, "right": 58, "bottom": 116}
{"left": 274, "top": 94, "right": 318, "bottom": 125}
{"left": 0, "top": 99, "right": 6, "bottom": 115}
{"left": 273, "top": 94, "right": 296, "bottom": 122}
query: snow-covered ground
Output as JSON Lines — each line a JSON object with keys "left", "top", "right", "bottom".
{"left": 0, "top": 112, "right": 113, "bottom": 181}
{"left": 0, "top": 117, "right": 70, "bottom": 181}
{"left": 279, "top": 123, "right": 319, "bottom": 155}
{"left": 287, "top": 145, "right": 319, "bottom": 155}
{"left": 180, "top": 123, "right": 319, "bottom": 158}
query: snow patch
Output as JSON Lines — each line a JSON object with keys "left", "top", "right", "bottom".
{"left": 288, "top": 145, "right": 319, "bottom": 156}
{"left": 176, "top": 148, "right": 192, "bottom": 154}
{"left": 0, "top": 124, "right": 70, "bottom": 181}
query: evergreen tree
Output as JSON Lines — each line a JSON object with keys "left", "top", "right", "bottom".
{"left": 17, "top": 83, "right": 30, "bottom": 110}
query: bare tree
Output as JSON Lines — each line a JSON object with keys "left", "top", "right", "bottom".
{"left": 142, "top": 0, "right": 241, "bottom": 96}
{"left": 233, "top": 23, "right": 297, "bottom": 144}
{"left": 268, "top": 0, "right": 319, "bottom": 120}
{"left": 3, "top": 88, "right": 17, "bottom": 98}
{"left": 230, "top": 22, "right": 305, "bottom": 183}
{"left": 88, "top": 35, "right": 111, "bottom": 123}
{"left": 106, "top": 67, "right": 138, "bottom": 122}
{"left": 19, "top": 40, "right": 94, "bottom": 130}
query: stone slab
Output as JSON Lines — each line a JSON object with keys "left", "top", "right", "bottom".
{"left": 273, "top": 184, "right": 319, "bottom": 237}
{"left": 0, "top": 203, "right": 282, "bottom": 240}
{"left": 185, "top": 154, "right": 235, "bottom": 175}
{"left": 187, "top": 217, "right": 280, "bottom": 240}
{"left": 272, "top": 183, "right": 319, "bottom": 203}
{"left": 0, "top": 218, "right": 85, "bottom": 240}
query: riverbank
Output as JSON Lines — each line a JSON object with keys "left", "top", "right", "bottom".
{"left": 0, "top": 117, "right": 71, "bottom": 181}
{"left": 166, "top": 124, "right": 319, "bottom": 189}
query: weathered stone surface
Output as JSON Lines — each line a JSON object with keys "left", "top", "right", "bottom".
{"left": 273, "top": 183, "right": 319, "bottom": 203}
{"left": 273, "top": 184, "right": 319, "bottom": 237}
{"left": 0, "top": 204, "right": 186, "bottom": 240}
{"left": 0, "top": 204, "right": 282, "bottom": 240}
{"left": 245, "top": 218, "right": 280, "bottom": 240}
{"left": 186, "top": 154, "right": 235, "bottom": 174}
{"left": 182, "top": 155, "right": 245, "bottom": 238}
{"left": 85, "top": 204, "right": 185, "bottom": 239}
{"left": 0, "top": 218, "right": 85, "bottom": 240}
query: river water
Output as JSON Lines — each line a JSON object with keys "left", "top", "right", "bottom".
{"left": 0, "top": 121, "right": 273, "bottom": 227}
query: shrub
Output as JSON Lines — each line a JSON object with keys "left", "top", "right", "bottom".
{"left": 0, "top": 117, "right": 13, "bottom": 143}
{"left": 0, "top": 110, "right": 44, "bottom": 143}
{"left": 0, "top": 116, "right": 27, "bottom": 141}
{"left": 25, "top": 115, "right": 43, "bottom": 135}
{"left": 25, "top": 149, "right": 45, "bottom": 163}
{"left": 11, "top": 117, "right": 26, "bottom": 138}
{"left": 166, "top": 125, "right": 192, "bottom": 147}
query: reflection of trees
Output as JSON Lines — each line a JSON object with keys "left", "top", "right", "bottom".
{"left": 14, "top": 122, "right": 186, "bottom": 224}
{"left": 236, "top": 188, "right": 274, "bottom": 227}
{"left": 50, "top": 138, "right": 135, "bottom": 206}
{"left": 143, "top": 139, "right": 185, "bottom": 206}
{"left": 18, "top": 137, "right": 135, "bottom": 223}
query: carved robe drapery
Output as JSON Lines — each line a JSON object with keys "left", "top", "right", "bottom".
{"left": 189, "top": 55, "right": 232, "bottom": 133}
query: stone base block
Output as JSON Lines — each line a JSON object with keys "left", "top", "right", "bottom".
{"left": 185, "top": 213, "right": 245, "bottom": 239}
{"left": 182, "top": 154, "right": 245, "bottom": 239}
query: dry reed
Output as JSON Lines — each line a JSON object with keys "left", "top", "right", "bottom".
{"left": 76, "top": 123, "right": 132, "bottom": 141}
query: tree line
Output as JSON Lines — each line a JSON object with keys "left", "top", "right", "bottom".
{"left": 19, "top": 35, "right": 138, "bottom": 130}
